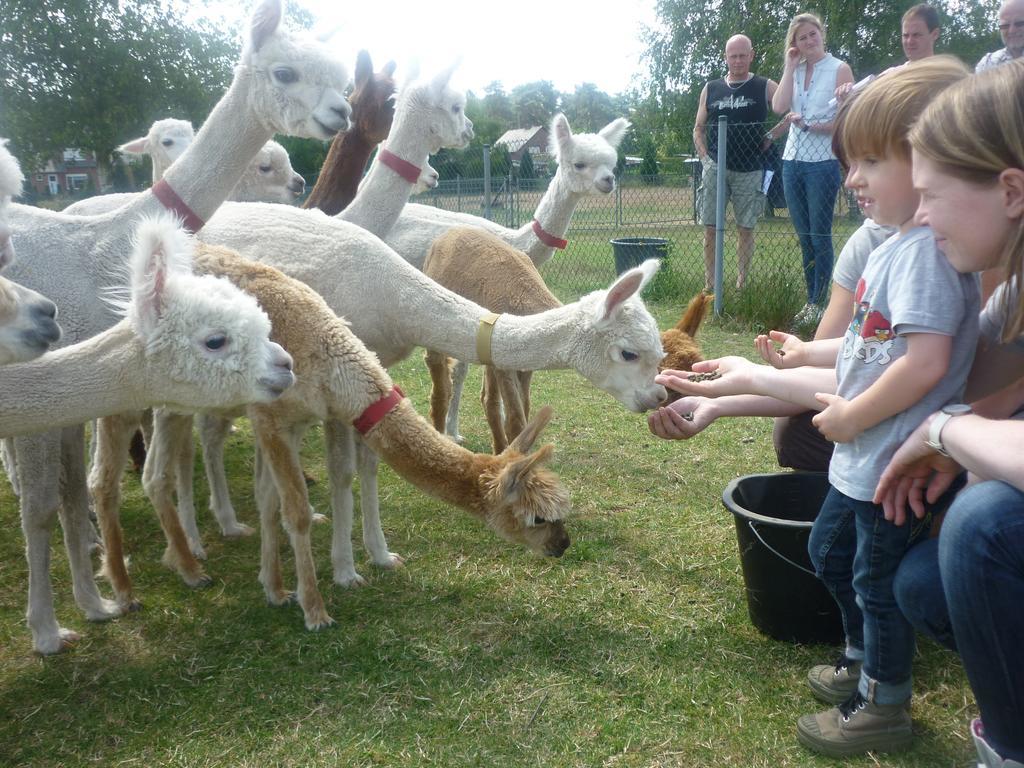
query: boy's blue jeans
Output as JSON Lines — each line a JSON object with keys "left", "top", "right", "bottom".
{"left": 782, "top": 159, "right": 841, "bottom": 305}
{"left": 808, "top": 486, "right": 930, "bottom": 705}
{"left": 895, "top": 481, "right": 1024, "bottom": 762}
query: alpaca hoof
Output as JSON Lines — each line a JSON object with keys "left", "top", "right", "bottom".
{"left": 188, "top": 540, "right": 208, "bottom": 560}
{"left": 333, "top": 570, "right": 368, "bottom": 589}
{"left": 35, "top": 627, "right": 81, "bottom": 656}
{"left": 374, "top": 552, "right": 405, "bottom": 570}
{"left": 267, "top": 589, "right": 296, "bottom": 606}
{"left": 124, "top": 599, "right": 143, "bottom": 613}
{"left": 447, "top": 432, "right": 466, "bottom": 445}
{"left": 311, "top": 511, "right": 328, "bottom": 525}
{"left": 85, "top": 597, "right": 125, "bottom": 622}
{"left": 221, "top": 522, "right": 254, "bottom": 539}
{"left": 186, "top": 573, "right": 214, "bottom": 589}
{"left": 304, "top": 612, "right": 336, "bottom": 631}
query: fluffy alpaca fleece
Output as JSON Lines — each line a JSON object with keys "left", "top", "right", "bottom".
{"left": 1, "top": 0, "right": 351, "bottom": 656}
{"left": 303, "top": 50, "right": 397, "bottom": 216}
{"left": 0, "top": 140, "right": 62, "bottom": 365}
{"left": 423, "top": 226, "right": 560, "bottom": 452}
{"left": 382, "top": 113, "right": 629, "bottom": 270}
{"left": 91, "top": 245, "right": 571, "bottom": 629}
{"left": 659, "top": 291, "right": 713, "bottom": 401}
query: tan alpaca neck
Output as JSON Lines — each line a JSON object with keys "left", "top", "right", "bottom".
{"left": 0, "top": 323, "right": 146, "bottom": 437}
{"left": 363, "top": 400, "right": 493, "bottom": 518}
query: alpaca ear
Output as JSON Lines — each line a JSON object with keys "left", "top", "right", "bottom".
{"left": 430, "top": 58, "right": 461, "bottom": 97}
{"left": 599, "top": 259, "right": 659, "bottom": 321}
{"left": 383, "top": 60, "right": 397, "bottom": 78}
{"left": 548, "top": 114, "right": 572, "bottom": 159}
{"left": 129, "top": 215, "right": 194, "bottom": 333}
{"left": 354, "top": 50, "right": 373, "bottom": 88}
{"left": 248, "top": 0, "right": 283, "bottom": 55}
{"left": 505, "top": 405, "right": 554, "bottom": 454}
{"left": 117, "top": 136, "right": 150, "bottom": 155}
{"left": 497, "top": 444, "right": 555, "bottom": 501}
{"left": 598, "top": 118, "right": 631, "bottom": 148}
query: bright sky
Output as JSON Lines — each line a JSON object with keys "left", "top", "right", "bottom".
{"left": 197, "top": 0, "right": 661, "bottom": 96}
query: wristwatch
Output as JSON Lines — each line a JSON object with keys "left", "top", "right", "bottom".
{"left": 926, "top": 404, "right": 973, "bottom": 457}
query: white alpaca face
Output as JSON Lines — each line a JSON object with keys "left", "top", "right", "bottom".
{"left": 576, "top": 263, "right": 667, "bottom": 412}
{"left": 0, "top": 276, "right": 61, "bottom": 365}
{"left": 400, "top": 67, "right": 474, "bottom": 154}
{"left": 245, "top": 28, "right": 352, "bottom": 141}
{"left": 151, "top": 121, "right": 194, "bottom": 168}
{"left": 234, "top": 141, "right": 305, "bottom": 203}
{"left": 551, "top": 116, "right": 629, "bottom": 196}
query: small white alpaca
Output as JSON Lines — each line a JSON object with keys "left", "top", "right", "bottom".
{"left": 3, "top": 0, "right": 350, "bottom": 655}
{"left": 383, "top": 113, "right": 629, "bottom": 270}
{"left": 0, "top": 140, "right": 61, "bottom": 366}
{"left": 91, "top": 246, "right": 571, "bottom": 628}
{"left": 122, "top": 118, "right": 195, "bottom": 182}
{"left": 0, "top": 216, "right": 294, "bottom": 648}
{"left": 423, "top": 227, "right": 561, "bottom": 452}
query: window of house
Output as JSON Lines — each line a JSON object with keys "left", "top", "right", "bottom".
{"left": 66, "top": 174, "right": 89, "bottom": 191}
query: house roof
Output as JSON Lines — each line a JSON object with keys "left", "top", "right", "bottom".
{"left": 494, "top": 126, "right": 544, "bottom": 149}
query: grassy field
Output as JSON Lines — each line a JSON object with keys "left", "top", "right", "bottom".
{"left": 0, "top": 308, "right": 978, "bottom": 768}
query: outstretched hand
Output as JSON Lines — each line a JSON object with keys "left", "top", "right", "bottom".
{"left": 655, "top": 356, "right": 758, "bottom": 399}
{"left": 873, "top": 417, "right": 963, "bottom": 525}
{"left": 647, "top": 396, "right": 715, "bottom": 440}
{"left": 755, "top": 330, "right": 804, "bottom": 369}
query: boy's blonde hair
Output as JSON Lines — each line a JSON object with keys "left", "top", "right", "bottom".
{"left": 839, "top": 55, "right": 969, "bottom": 163}
{"left": 911, "top": 60, "right": 1024, "bottom": 341}
{"left": 785, "top": 12, "right": 825, "bottom": 60}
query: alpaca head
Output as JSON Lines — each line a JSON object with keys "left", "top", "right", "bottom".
{"left": 549, "top": 114, "right": 630, "bottom": 195}
{"left": 572, "top": 259, "right": 667, "bottom": 412}
{"left": 394, "top": 60, "right": 474, "bottom": 154}
{"left": 230, "top": 140, "right": 305, "bottom": 203}
{"left": 659, "top": 292, "right": 712, "bottom": 402}
{"left": 118, "top": 119, "right": 195, "bottom": 182}
{"left": 124, "top": 214, "right": 295, "bottom": 409}
{"left": 480, "top": 406, "right": 571, "bottom": 557}
{"left": 242, "top": 0, "right": 352, "bottom": 140}
{"left": 350, "top": 50, "right": 398, "bottom": 145}
{"left": 0, "top": 140, "right": 61, "bottom": 364}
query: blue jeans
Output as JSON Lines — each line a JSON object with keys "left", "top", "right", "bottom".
{"left": 895, "top": 481, "right": 1024, "bottom": 762}
{"left": 808, "top": 486, "right": 930, "bottom": 705}
{"left": 782, "top": 159, "right": 841, "bottom": 305}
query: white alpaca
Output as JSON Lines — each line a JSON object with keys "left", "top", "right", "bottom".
{"left": 64, "top": 137, "right": 306, "bottom": 214}
{"left": 91, "top": 246, "right": 572, "bottom": 628}
{"left": 383, "top": 113, "right": 629, "bottom": 270}
{"left": 2, "top": 0, "right": 351, "bottom": 655}
{"left": 337, "top": 62, "right": 473, "bottom": 238}
{"left": 0, "top": 140, "right": 61, "bottom": 366}
{"left": 123, "top": 118, "right": 195, "bottom": 182}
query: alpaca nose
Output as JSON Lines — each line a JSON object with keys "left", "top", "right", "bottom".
{"left": 332, "top": 103, "right": 352, "bottom": 131}
{"left": 288, "top": 174, "right": 305, "bottom": 196}
{"left": 33, "top": 297, "right": 58, "bottom": 321}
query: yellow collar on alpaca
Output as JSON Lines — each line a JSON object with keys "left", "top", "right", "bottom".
{"left": 476, "top": 312, "right": 500, "bottom": 366}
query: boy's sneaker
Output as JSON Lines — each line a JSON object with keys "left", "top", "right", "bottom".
{"left": 807, "top": 655, "right": 862, "bottom": 704}
{"left": 797, "top": 690, "right": 913, "bottom": 757}
{"left": 972, "top": 718, "right": 1024, "bottom": 768}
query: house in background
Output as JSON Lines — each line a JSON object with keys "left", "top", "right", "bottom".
{"left": 494, "top": 126, "right": 551, "bottom": 171}
{"left": 28, "top": 149, "right": 103, "bottom": 196}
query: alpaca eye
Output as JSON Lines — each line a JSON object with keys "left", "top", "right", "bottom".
{"left": 451, "top": 105, "right": 461, "bottom": 114}
{"left": 574, "top": 162, "right": 586, "bottom": 170}
{"left": 204, "top": 334, "right": 228, "bottom": 351}
{"left": 259, "top": 164, "right": 272, "bottom": 174}
{"left": 273, "top": 67, "right": 298, "bottom": 85}
{"left": 161, "top": 138, "right": 174, "bottom": 147}
{"left": 621, "top": 350, "right": 639, "bottom": 362}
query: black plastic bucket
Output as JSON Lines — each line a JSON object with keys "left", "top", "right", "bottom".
{"left": 610, "top": 237, "right": 669, "bottom": 275}
{"left": 722, "top": 472, "right": 843, "bottom": 644}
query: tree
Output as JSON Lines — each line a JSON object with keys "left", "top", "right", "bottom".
{"left": 0, "top": 0, "right": 237, "bottom": 172}
{"left": 511, "top": 81, "right": 559, "bottom": 128}
{"left": 638, "top": 135, "right": 660, "bottom": 184}
{"left": 518, "top": 150, "right": 535, "bottom": 180}
{"left": 560, "top": 83, "right": 619, "bottom": 132}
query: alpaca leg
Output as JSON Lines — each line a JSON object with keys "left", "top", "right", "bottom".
{"left": 425, "top": 349, "right": 452, "bottom": 434}
{"left": 498, "top": 370, "right": 528, "bottom": 446}
{"left": 142, "top": 411, "right": 211, "bottom": 588}
{"left": 253, "top": 443, "right": 288, "bottom": 605}
{"left": 483, "top": 366, "right": 509, "bottom": 453}
{"left": 89, "top": 412, "right": 143, "bottom": 611}
{"left": 324, "top": 421, "right": 365, "bottom": 587}
{"left": 445, "top": 359, "right": 470, "bottom": 444}
{"left": 357, "top": 437, "right": 403, "bottom": 569}
{"left": 253, "top": 413, "right": 333, "bottom": 629}
{"left": 58, "top": 425, "right": 124, "bottom": 623}
{"left": 518, "top": 370, "right": 533, "bottom": 423}
{"left": 18, "top": 432, "right": 82, "bottom": 654}
{"left": 2, "top": 437, "right": 20, "bottom": 496}
{"left": 200, "top": 413, "right": 253, "bottom": 538}
{"left": 173, "top": 416, "right": 206, "bottom": 559}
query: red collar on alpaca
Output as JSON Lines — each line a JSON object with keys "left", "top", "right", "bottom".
{"left": 378, "top": 149, "right": 422, "bottom": 184}
{"left": 151, "top": 179, "right": 205, "bottom": 234}
{"left": 532, "top": 219, "right": 568, "bottom": 250}
{"left": 353, "top": 385, "right": 405, "bottom": 435}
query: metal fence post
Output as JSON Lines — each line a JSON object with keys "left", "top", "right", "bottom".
{"left": 615, "top": 181, "right": 622, "bottom": 227}
{"left": 714, "top": 114, "right": 727, "bottom": 317}
{"left": 457, "top": 175, "right": 461, "bottom": 211}
{"left": 483, "top": 144, "right": 492, "bottom": 221}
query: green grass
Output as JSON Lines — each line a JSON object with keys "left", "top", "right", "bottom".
{"left": 0, "top": 317, "right": 977, "bottom": 767}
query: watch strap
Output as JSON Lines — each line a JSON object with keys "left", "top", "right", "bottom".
{"left": 926, "top": 411, "right": 954, "bottom": 456}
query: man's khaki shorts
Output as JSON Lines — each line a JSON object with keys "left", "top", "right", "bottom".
{"left": 698, "top": 160, "right": 765, "bottom": 229}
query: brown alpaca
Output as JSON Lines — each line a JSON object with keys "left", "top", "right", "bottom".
{"left": 90, "top": 245, "right": 571, "bottom": 629}
{"left": 659, "top": 291, "right": 713, "bottom": 400}
{"left": 423, "top": 227, "right": 562, "bottom": 453}
{"left": 302, "top": 50, "right": 397, "bottom": 216}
